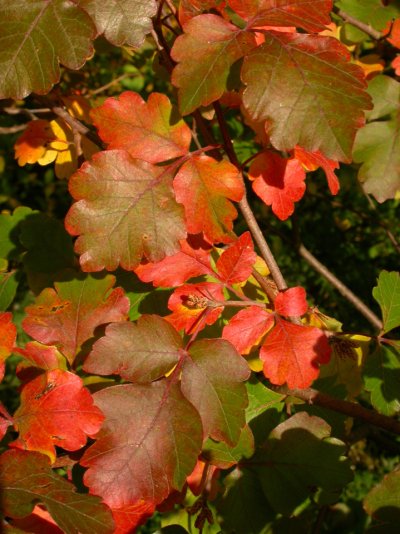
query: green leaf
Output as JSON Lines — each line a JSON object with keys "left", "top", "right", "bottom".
{"left": 254, "top": 412, "right": 352, "bottom": 515}
{"left": 78, "top": 0, "right": 156, "bottom": 47}
{"left": 0, "top": 0, "right": 95, "bottom": 99}
{"left": 0, "top": 207, "right": 35, "bottom": 260}
{"left": 0, "top": 449, "right": 115, "bottom": 534}
{"left": 364, "top": 469, "right": 400, "bottom": 532}
{"left": 353, "top": 78, "right": 400, "bottom": 202}
{"left": 171, "top": 14, "right": 256, "bottom": 115}
{"left": 66, "top": 150, "right": 186, "bottom": 271}
{"left": 0, "top": 270, "right": 19, "bottom": 311}
{"left": 181, "top": 338, "right": 250, "bottom": 445}
{"left": 20, "top": 213, "right": 76, "bottom": 294}
{"left": 372, "top": 271, "right": 400, "bottom": 334}
{"left": 242, "top": 31, "right": 372, "bottom": 162}
{"left": 202, "top": 425, "right": 254, "bottom": 468}
{"left": 336, "top": 0, "right": 400, "bottom": 32}
{"left": 364, "top": 342, "right": 400, "bottom": 416}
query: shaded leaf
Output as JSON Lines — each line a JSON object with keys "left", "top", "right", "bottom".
{"left": 242, "top": 32, "right": 371, "bottom": 162}
{"left": 81, "top": 381, "right": 203, "bottom": 508}
{"left": 248, "top": 151, "right": 306, "bottom": 220}
{"left": 0, "top": 449, "right": 114, "bottom": 534}
{"left": 274, "top": 286, "right": 308, "bottom": 317}
{"left": 202, "top": 425, "right": 254, "bottom": 468}
{"left": 91, "top": 92, "right": 191, "bottom": 163}
{"left": 255, "top": 412, "right": 352, "bottom": 515}
{"left": 181, "top": 338, "right": 250, "bottom": 445}
{"left": 22, "top": 272, "right": 129, "bottom": 364}
{"left": 84, "top": 315, "right": 181, "bottom": 383}
{"left": 372, "top": 271, "right": 400, "bottom": 334}
{"left": 167, "top": 282, "right": 225, "bottom": 333}
{"left": 294, "top": 146, "right": 340, "bottom": 195}
{"left": 336, "top": 0, "right": 400, "bottom": 32}
{"left": 78, "top": 0, "right": 156, "bottom": 47}
{"left": 0, "top": 0, "right": 95, "bottom": 99}
{"left": 260, "top": 318, "right": 331, "bottom": 389}
{"left": 66, "top": 150, "right": 186, "bottom": 271}
{"left": 364, "top": 469, "right": 400, "bottom": 528}
{"left": 135, "top": 236, "right": 213, "bottom": 287}
{"left": 228, "top": 0, "right": 333, "bottom": 33}
{"left": 0, "top": 270, "right": 19, "bottom": 311}
{"left": 364, "top": 342, "right": 400, "bottom": 416}
{"left": 12, "top": 369, "right": 104, "bottom": 462}
{"left": 7, "top": 505, "right": 63, "bottom": 534}
{"left": 174, "top": 155, "right": 244, "bottom": 243}
{"left": 0, "top": 206, "right": 35, "bottom": 260}
{"left": 171, "top": 14, "right": 256, "bottom": 115}
{"left": 222, "top": 306, "right": 273, "bottom": 354}
{"left": 216, "top": 231, "right": 256, "bottom": 284}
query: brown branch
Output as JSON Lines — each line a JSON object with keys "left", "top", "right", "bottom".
{"left": 335, "top": 8, "right": 382, "bottom": 40}
{"left": 298, "top": 243, "right": 382, "bottom": 331}
{"left": 0, "top": 124, "right": 26, "bottom": 134}
{"left": 283, "top": 386, "right": 400, "bottom": 436}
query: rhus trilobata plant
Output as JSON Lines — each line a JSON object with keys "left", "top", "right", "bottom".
{"left": 1, "top": 1, "right": 400, "bottom": 532}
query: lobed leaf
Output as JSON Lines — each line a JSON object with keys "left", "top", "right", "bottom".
{"left": 222, "top": 306, "right": 274, "bottom": 354}
{"left": 171, "top": 14, "right": 257, "bottom": 115}
{"left": 294, "top": 146, "right": 340, "bottom": 195}
{"left": 22, "top": 272, "right": 129, "bottom": 364}
{"left": 12, "top": 370, "right": 104, "bottom": 462}
{"left": 181, "top": 338, "right": 250, "bottom": 445}
{"left": 66, "top": 150, "right": 187, "bottom": 271}
{"left": 91, "top": 92, "right": 191, "bottom": 164}
{"left": 78, "top": 0, "right": 156, "bottom": 47}
{"left": 216, "top": 231, "right": 257, "bottom": 284}
{"left": 260, "top": 318, "right": 331, "bottom": 389}
{"left": 274, "top": 286, "right": 308, "bottom": 317}
{"left": 0, "top": 449, "right": 114, "bottom": 534}
{"left": 83, "top": 315, "right": 182, "bottom": 383}
{"left": 228, "top": 0, "right": 333, "bottom": 33}
{"left": 81, "top": 381, "right": 203, "bottom": 508}
{"left": 0, "top": 0, "right": 95, "bottom": 99}
{"left": 242, "top": 32, "right": 372, "bottom": 162}
{"left": 372, "top": 271, "right": 400, "bottom": 334}
{"left": 174, "top": 155, "right": 244, "bottom": 243}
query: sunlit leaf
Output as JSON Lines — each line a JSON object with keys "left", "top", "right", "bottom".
{"left": 372, "top": 271, "right": 400, "bottom": 334}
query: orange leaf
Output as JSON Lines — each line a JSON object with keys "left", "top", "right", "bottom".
{"left": 216, "top": 231, "right": 257, "bottom": 284}
{"left": 14, "top": 120, "right": 55, "bottom": 165}
{"left": 0, "top": 312, "right": 17, "bottom": 377}
{"left": 274, "top": 287, "right": 308, "bottom": 317}
{"left": 294, "top": 146, "right": 340, "bottom": 195}
{"left": 222, "top": 306, "right": 273, "bottom": 354}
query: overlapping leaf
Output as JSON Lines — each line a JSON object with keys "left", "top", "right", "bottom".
{"left": 0, "top": 450, "right": 114, "bottom": 534}
{"left": 181, "top": 338, "right": 250, "bottom": 445}
{"left": 274, "top": 287, "right": 308, "bottom": 317}
{"left": 260, "top": 318, "right": 331, "bottom": 388}
{"left": 174, "top": 155, "right": 244, "bottom": 243}
{"left": 372, "top": 271, "right": 400, "bottom": 334}
{"left": 83, "top": 315, "right": 181, "bottom": 382}
{"left": 66, "top": 150, "right": 187, "bottom": 271}
{"left": 22, "top": 272, "right": 129, "bottom": 364}
{"left": 15, "top": 342, "right": 67, "bottom": 372}
{"left": 248, "top": 151, "right": 306, "bottom": 220}
{"left": 222, "top": 306, "right": 274, "bottom": 354}
{"left": 111, "top": 501, "right": 156, "bottom": 534}
{"left": 91, "top": 92, "right": 191, "bottom": 163}
{"left": 216, "top": 231, "right": 257, "bottom": 284}
{"left": 202, "top": 425, "right": 254, "bottom": 468}
{"left": 294, "top": 146, "right": 340, "bottom": 195}
{"left": 81, "top": 381, "right": 203, "bottom": 508}
{"left": 353, "top": 76, "right": 400, "bottom": 202}
{"left": 242, "top": 32, "right": 372, "bottom": 162}
{"left": 78, "top": 0, "right": 156, "bottom": 47}
{"left": 336, "top": 0, "right": 400, "bottom": 32}
{"left": 12, "top": 370, "right": 104, "bottom": 462}
{"left": 228, "top": 0, "right": 333, "bottom": 33}
{"left": 364, "top": 469, "right": 400, "bottom": 527}
{"left": 0, "top": 311, "right": 16, "bottom": 381}
{"left": 171, "top": 14, "right": 257, "bottom": 114}
{"left": 0, "top": 0, "right": 95, "bottom": 99}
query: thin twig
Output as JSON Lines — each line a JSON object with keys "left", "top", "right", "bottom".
{"left": 335, "top": 8, "right": 382, "bottom": 40}
{"left": 281, "top": 386, "right": 400, "bottom": 436}
{"left": 298, "top": 243, "right": 382, "bottom": 331}
{"left": 0, "top": 124, "right": 26, "bottom": 134}
{"left": 89, "top": 73, "right": 137, "bottom": 96}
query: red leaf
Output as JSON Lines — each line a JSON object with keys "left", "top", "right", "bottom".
{"left": 81, "top": 381, "right": 202, "bottom": 508}
{"left": 274, "top": 286, "right": 308, "bottom": 317}
{"left": 0, "top": 312, "right": 17, "bottom": 368}
{"left": 9, "top": 505, "right": 63, "bottom": 534}
{"left": 248, "top": 151, "right": 306, "bottom": 220}
{"left": 0, "top": 402, "right": 13, "bottom": 440}
{"left": 171, "top": 14, "right": 256, "bottom": 114}
{"left": 22, "top": 273, "right": 129, "bottom": 364}
{"left": 15, "top": 342, "right": 67, "bottom": 372}
{"left": 91, "top": 92, "right": 191, "bottom": 163}
{"left": 174, "top": 155, "right": 244, "bottom": 243}
{"left": 294, "top": 146, "right": 340, "bottom": 195}
{"left": 216, "top": 231, "right": 257, "bottom": 284}
{"left": 166, "top": 282, "right": 225, "bottom": 333}
{"left": 135, "top": 235, "right": 213, "bottom": 287}
{"left": 14, "top": 120, "right": 56, "bottom": 165}
{"left": 66, "top": 150, "right": 186, "bottom": 271}
{"left": 179, "top": 1, "right": 227, "bottom": 25}
{"left": 228, "top": 0, "right": 333, "bottom": 32}
{"left": 83, "top": 315, "right": 182, "bottom": 383}
{"left": 181, "top": 338, "right": 250, "bottom": 445}
{"left": 111, "top": 501, "right": 156, "bottom": 534}
{"left": 260, "top": 318, "right": 331, "bottom": 388}
{"left": 222, "top": 306, "right": 274, "bottom": 354}
{"left": 12, "top": 370, "right": 104, "bottom": 462}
